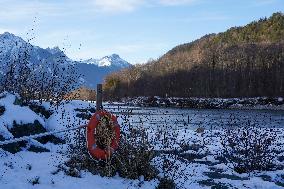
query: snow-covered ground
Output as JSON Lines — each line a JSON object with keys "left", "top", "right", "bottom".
{"left": 1, "top": 93, "right": 284, "bottom": 189}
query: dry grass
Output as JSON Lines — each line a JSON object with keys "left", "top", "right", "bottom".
{"left": 95, "top": 114, "right": 115, "bottom": 150}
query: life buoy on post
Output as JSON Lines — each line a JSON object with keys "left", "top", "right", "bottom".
{"left": 86, "top": 110, "right": 120, "bottom": 160}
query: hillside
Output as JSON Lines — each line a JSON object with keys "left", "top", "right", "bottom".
{"left": 104, "top": 12, "right": 284, "bottom": 98}
{"left": 64, "top": 87, "right": 96, "bottom": 101}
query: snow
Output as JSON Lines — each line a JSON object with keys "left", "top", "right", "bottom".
{"left": 82, "top": 54, "right": 130, "bottom": 68}
{"left": 98, "top": 57, "right": 112, "bottom": 66}
{"left": 0, "top": 147, "right": 158, "bottom": 189}
{"left": 1, "top": 93, "right": 284, "bottom": 188}
{"left": 43, "top": 100, "right": 91, "bottom": 139}
{"left": 0, "top": 124, "right": 13, "bottom": 139}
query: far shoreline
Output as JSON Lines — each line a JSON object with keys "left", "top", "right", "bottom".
{"left": 110, "top": 96, "right": 284, "bottom": 111}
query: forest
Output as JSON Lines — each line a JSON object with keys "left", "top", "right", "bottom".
{"left": 103, "top": 12, "right": 284, "bottom": 99}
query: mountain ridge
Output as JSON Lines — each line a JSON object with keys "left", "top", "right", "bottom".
{"left": 0, "top": 32, "right": 131, "bottom": 89}
{"left": 81, "top": 54, "right": 131, "bottom": 67}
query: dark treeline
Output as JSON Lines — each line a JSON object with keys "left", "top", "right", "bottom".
{"left": 103, "top": 13, "right": 284, "bottom": 99}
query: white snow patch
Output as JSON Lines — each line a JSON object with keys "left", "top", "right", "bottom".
{"left": 0, "top": 93, "right": 45, "bottom": 129}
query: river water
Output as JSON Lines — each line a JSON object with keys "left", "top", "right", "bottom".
{"left": 106, "top": 105, "right": 284, "bottom": 129}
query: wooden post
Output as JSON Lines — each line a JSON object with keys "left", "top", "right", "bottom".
{"left": 188, "top": 115, "right": 190, "bottom": 124}
{"left": 96, "top": 84, "right": 103, "bottom": 111}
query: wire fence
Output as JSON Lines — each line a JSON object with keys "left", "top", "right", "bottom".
{"left": 0, "top": 124, "right": 87, "bottom": 146}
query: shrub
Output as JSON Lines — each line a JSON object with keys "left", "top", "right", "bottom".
{"left": 114, "top": 128, "right": 158, "bottom": 180}
{"left": 156, "top": 178, "right": 176, "bottom": 189}
{"left": 64, "top": 112, "right": 158, "bottom": 180}
{"left": 10, "top": 120, "right": 46, "bottom": 138}
{"left": 26, "top": 164, "right": 32, "bottom": 170}
{"left": 28, "top": 176, "right": 40, "bottom": 185}
{"left": 220, "top": 121, "right": 278, "bottom": 173}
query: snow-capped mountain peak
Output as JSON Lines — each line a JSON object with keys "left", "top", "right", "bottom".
{"left": 83, "top": 54, "right": 131, "bottom": 68}
{"left": 0, "top": 32, "right": 14, "bottom": 39}
{"left": 98, "top": 56, "right": 113, "bottom": 67}
{"left": 46, "top": 46, "right": 63, "bottom": 55}
{"left": 0, "top": 32, "right": 27, "bottom": 50}
{"left": 0, "top": 32, "right": 21, "bottom": 40}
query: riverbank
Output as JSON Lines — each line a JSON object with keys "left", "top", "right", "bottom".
{"left": 120, "top": 96, "right": 284, "bottom": 110}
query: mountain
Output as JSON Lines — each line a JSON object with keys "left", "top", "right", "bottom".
{"left": 0, "top": 32, "right": 131, "bottom": 93}
{"left": 82, "top": 54, "right": 130, "bottom": 68}
{"left": 74, "top": 54, "right": 131, "bottom": 89}
{"left": 104, "top": 12, "right": 284, "bottom": 99}
{"left": 0, "top": 32, "right": 81, "bottom": 99}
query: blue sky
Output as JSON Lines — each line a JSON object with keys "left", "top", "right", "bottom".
{"left": 0, "top": 0, "right": 283, "bottom": 64}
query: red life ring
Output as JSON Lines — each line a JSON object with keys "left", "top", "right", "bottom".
{"left": 86, "top": 110, "right": 120, "bottom": 160}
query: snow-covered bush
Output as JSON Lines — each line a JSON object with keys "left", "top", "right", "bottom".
{"left": 221, "top": 121, "right": 278, "bottom": 173}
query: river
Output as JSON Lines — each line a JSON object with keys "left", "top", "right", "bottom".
{"left": 105, "top": 105, "right": 284, "bottom": 129}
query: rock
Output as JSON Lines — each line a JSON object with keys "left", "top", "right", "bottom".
{"left": 196, "top": 127, "right": 205, "bottom": 133}
{"left": 27, "top": 145, "right": 50, "bottom": 153}
{"left": 198, "top": 179, "right": 231, "bottom": 188}
{"left": 36, "top": 135, "right": 65, "bottom": 145}
{"left": 0, "top": 135, "right": 24, "bottom": 154}
{"left": 9, "top": 120, "right": 64, "bottom": 145}
{"left": 10, "top": 120, "right": 46, "bottom": 138}
{"left": 29, "top": 104, "right": 53, "bottom": 119}
{"left": 180, "top": 152, "right": 206, "bottom": 161}
{"left": 76, "top": 113, "right": 92, "bottom": 120}
{"left": 0, "top": 106, "right": 5, "bottom": 116}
